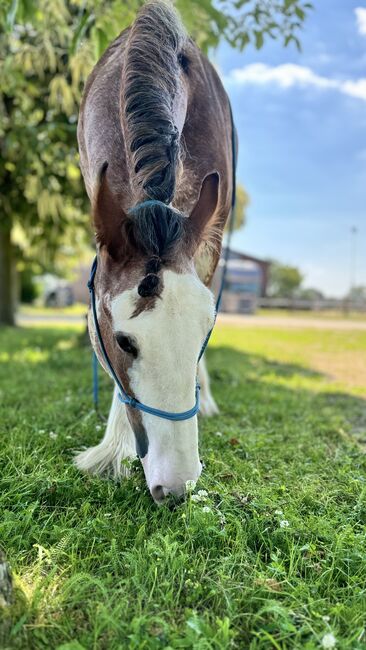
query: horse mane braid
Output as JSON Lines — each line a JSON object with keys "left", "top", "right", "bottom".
{"left": 122, "top": 0, "right": 186, "bottom": 204}
{"left": 123, "top": 202, "right": 185, "bottom": 261}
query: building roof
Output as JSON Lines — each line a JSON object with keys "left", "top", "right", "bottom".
{"left": 223, "top": 248, "right": 271, "bottom": 268}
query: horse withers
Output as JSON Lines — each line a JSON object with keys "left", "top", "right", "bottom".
{"left": 75, "top": 0, "right": 236, "bottom": 503}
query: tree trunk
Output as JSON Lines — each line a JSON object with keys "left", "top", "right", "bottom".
{"left": 0, "top": 221, "right": 15, "bottom": 326}
{"left": 0, "top": 549, "right": 12, "bottom": 607}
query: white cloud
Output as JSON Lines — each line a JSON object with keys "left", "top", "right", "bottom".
{"left": 355, "top": 7, "right": 366, "bottom": 36}
{"left": 342, "top": 78, "right": 366, "bottom": 100}
{"left": 226, "top": 63, "right": 366, "bottom": 102}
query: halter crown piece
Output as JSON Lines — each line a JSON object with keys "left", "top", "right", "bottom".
{"left": 88, "top": 102, "right": 237, "bottom": 421}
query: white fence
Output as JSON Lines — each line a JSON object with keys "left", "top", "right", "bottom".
{"left": 258, "top": 298, "right": 366, "bottom": 312}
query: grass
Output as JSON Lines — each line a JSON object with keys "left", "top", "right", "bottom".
{"left": 1, "top": 323, "right": 366, "bottom": 649}
{"left": 18, "top": 303, "right": 87, "bottom": 317}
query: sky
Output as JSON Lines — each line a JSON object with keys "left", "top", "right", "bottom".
{"left": 216, "top": 1, "right": 366, "bottom": 297}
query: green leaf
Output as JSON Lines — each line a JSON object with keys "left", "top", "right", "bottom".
{"left": 254, "top": 30, "right": 264, "bottom": 49}
{"left": 5, "top": 0, "right": 18, "bottom": 32}
{"left": 92, "top": 26, "right": 110, "bottom": 59}
{"left": 70, "top": 11, "right": 95, "bottom": 57}
{"left": 295, "top": 6, "right": 305, "bottom": 21}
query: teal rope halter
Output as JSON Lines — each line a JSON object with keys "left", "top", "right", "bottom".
{"left": 89, "top": 100, "right": 236, "bottom": 421}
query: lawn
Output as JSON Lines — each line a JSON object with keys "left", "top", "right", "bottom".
{"left": 1, "top": 323, "right": 366, "bottom": 649}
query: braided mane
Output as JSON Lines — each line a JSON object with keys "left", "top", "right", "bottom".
{"left": 122, "top": 1, "right": 186, "bottom": 204}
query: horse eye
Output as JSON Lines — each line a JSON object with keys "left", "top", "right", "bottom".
{"left": 115, "top": 333, "right": 138, "bottom": 358}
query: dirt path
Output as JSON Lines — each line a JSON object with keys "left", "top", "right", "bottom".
{"left": 217, "top": 313, "right": 366, "bottom": 331}
{"left": 17, "top": 311, "right": 366, "bottom": 331}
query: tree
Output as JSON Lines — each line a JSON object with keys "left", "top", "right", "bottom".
{"left": 346, "top": 286, "right": 366, "bottom": 303}
{"left": 231, "top": 183, "right": 249, "bottom": 232}
{"left": 267, "top": 260, "right": 304, "bottom": 298}
{"left": 298, "top": 287, "right": 324, "bottom": 301}
{"left": 0, "top": 0, "right": 312, "bottom": 324}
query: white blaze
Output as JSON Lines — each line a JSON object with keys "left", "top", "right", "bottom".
{"left": 111, "top": 270, "right": 215, "bottom": 498}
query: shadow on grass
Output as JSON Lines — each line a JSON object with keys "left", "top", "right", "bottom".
{"left": 1, "top": 328, "right": 364, "bottom": 447}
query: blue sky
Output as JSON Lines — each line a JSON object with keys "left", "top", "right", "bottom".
{"left": 216, "top": 1, "right": 366, "bottom": 297}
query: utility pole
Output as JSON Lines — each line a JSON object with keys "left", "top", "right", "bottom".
{"left": 350, "top": 226, "right": 358, "bottom": 295}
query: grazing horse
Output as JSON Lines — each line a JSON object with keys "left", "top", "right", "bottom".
{"left": 75, "top": 0, "right": 236, "bottom": 503}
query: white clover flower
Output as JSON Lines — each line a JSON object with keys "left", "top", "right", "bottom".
{"left": 49, "top": 431, "right": 58, "bottom": 439}
{"left": 321, "top": 633, "right": 337, "bottom": 649}
{"left": 197, "top": 490, "right": 208, "bottom": 498}
{"left": 215, "top": 431, "right": 223, "bottom": 437}
{"left": 202, "top": 506, "right": 211, "bottom": 513}
{"left": 274, "top": 509, "right": 283, "bottom": 516}
{"left": 190, "top": 494, "right": 201, "bottom": 502}
{"left": 185, "top": 480, "right": 197, "bottom": 492}
{"left": 95, "top": 424, "right": 102, "bottom": 431}
{"left": 280, "top": 520, "right": 290, "bottom": 528}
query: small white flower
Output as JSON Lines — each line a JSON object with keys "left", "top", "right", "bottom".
{"left": 95, "top": 424, "right": 102, "bottom": 431}
{"left": 197, "top": 490, "right": 208, "bottom": 498}
{"left": 321, "top": 632, "right": 337, "bottom": 649}
{"left": 215, "top": 431, "right": 223, "bottom": 437}
{"left": 190, "top": 494, "right": 201, "bottom": 502}
{"left": 185, "top": 480, "right": 197, "bottom": 492}
{"left": 49, "top": 431, "right": 58, "bottom": 439}
{"left": 202, "top": 506, "right": 211, "bottom": 513}
{"left": 38, "top": 429, "right": 45, "bottom": 434}
{"left": 322, "top": 616, "right": 330, "bottom": 623}
{"left": 280, "top": 520, "right": 290, "bottom": 528}
{"left": 274, "top": 509, "right": 283, "bottom": 516}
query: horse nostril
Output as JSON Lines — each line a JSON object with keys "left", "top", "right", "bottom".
{"left": 151, "top": 485, "right": 166, "bottom": 504}
{"left": 150, "top": 484, "right": 187, "bottom": 505}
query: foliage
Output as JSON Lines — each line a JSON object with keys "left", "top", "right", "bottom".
{"left": 231, "top": 183, "right": 250, "bottom": 231}
{"left": 298, "top": 287, "right": 324, "bottom": 301}
{"left": 346, "top": 286, "right": 366, "bottom": 303}
{"left": 19, "top": 267, "right": 40, "bottom": 303}
{"left": 0, "top": 0, "right": 97, "bottom": 272}
{"left": 176, "top": 0, "right": 313, "bottom": 52}
{"left": 0, "top": 322, "right": 365, "bottom": 648}
{"left": 267, "top": 259, "right": 304, "bottom": 298}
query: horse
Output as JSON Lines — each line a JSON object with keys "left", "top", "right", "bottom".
{"left": 75, "top": 0, "right": 236, "bottom": 503}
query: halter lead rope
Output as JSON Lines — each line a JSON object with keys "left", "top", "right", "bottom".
{"left": 89, "top": 100, "right": 236, "bottom": 421}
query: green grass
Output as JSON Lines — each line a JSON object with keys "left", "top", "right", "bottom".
{"left": 18, "top": 303, "right": 87, "bottom": 317}
{"left": 1, "top": 324, "right": 366, "bottom": 649}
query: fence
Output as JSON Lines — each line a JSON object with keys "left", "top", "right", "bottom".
{"left": 258, "top": 297, "right": 366, "bottom": 312}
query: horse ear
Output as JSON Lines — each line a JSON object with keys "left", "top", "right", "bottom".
{"left": 93, "top": 162, "right": 126, "bottom": 258}
{"left": 189, "top": 172, "right": 220, "bottom": 248}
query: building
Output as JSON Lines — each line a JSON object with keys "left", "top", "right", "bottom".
{"left": 212, "top": 249, "right": 270, "bottom": 314}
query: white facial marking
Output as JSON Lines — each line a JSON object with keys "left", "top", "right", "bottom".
{"left": 111, "top": 270, "right": 215, "bottom": 500}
